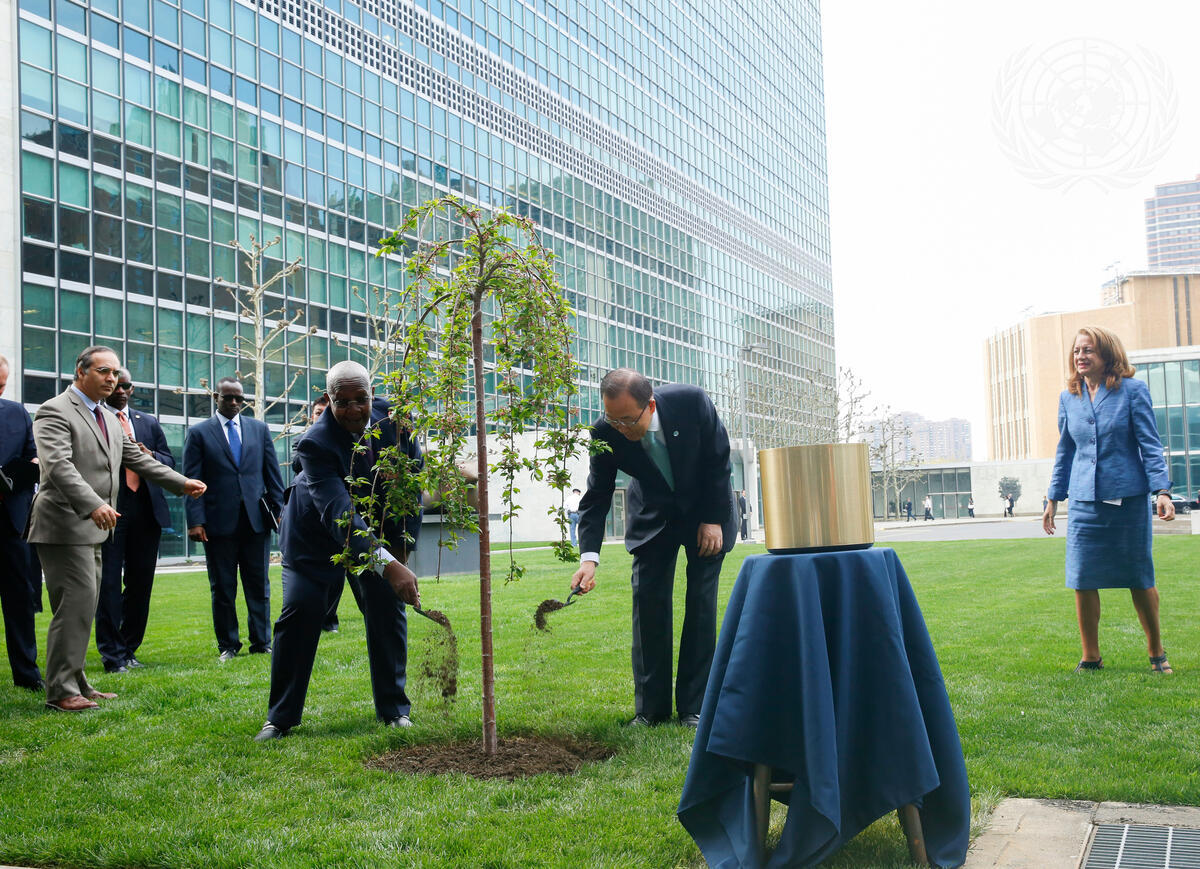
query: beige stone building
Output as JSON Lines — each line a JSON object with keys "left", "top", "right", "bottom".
{"left": 985, "top": 271, "right": 1200, "bottom": 460}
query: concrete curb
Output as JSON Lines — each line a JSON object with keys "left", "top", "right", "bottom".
{"left": 965, "top": 798, "right": 1200, "bottom": 868}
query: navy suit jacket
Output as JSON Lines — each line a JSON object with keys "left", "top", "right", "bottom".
{"left": 1047, "top": 376, "right": 1170, "bottom": 503}
{"left": 0, "top": 398, "right": 38, "bottom": 536}
{"left": 182, "top": 414, "right": 284, "bottom": 536}
{"left": 111, "top": 406, "right": 175, "bottom": 529}
{"left": 577, "top": 383, "right": 738, "bottom": 555}
{"left": 280, "top": 408, "right": 383, "bottom": 580}
{"left": 289, "top": 398, "right": 424, "bottom": 555}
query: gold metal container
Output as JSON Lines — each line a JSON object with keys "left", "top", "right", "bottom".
{"left": 759, "top": 443, "right": 875, "bottom": 552}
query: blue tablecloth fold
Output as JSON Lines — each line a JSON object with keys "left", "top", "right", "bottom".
{"left": 677, "top": 548, "right": 970, "bottom": 868}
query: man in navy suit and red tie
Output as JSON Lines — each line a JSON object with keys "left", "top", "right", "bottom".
{"left": 95, "top": 369, "right": 176, "bottom": 672}
{"left": 571, "top": 368, "right": 738, "bottom": 728}
{"left": 0, "top": 353, "right": 44, "bottom": 691}
{"left": 183, "top": 377, "right": 284, "bottom": 661}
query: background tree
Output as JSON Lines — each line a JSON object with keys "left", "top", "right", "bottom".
{"left": 215, "top": 235, "right": 313, "bottom": 441}
{"left": 998, "top": 476, "right": 1023, "bottom": 507}
{"left": 360, "top": 196, "right": 592, "bottom": 756}
{"left": 865, "top": 408, "right": 924, "bottom": 519}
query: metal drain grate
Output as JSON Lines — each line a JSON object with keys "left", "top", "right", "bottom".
{"left": 1084, "top": 824, "right": 1200, "bottom": 869}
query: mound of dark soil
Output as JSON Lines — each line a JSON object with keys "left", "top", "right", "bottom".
{"left": 414, "top": 608, "right": 458, "bottom": 699}
{"left": 366, "top": 737, "right": 615, "bottom": 780}
{"left": 533, "top": 598, "right": 566, "bottom": 630}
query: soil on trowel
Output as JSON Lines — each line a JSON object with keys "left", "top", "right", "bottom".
{"left": 533, "top": 598, "right": 566, "bottom": 631}
{"left": 416, "top": 608, "right": 458, "bottom": 700}
{"left": 366, "top": 736, "right": 616, "bottom": 780}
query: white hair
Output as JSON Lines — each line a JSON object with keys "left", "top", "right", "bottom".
{"left": 326, "top": 360, "right": 370, "bottom": 396}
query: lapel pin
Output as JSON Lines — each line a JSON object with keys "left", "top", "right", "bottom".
{"left": 672, "top": 431, "right": 678, "bottom": 437}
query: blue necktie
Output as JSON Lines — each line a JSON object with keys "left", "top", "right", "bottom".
{"left": 226, "top": 418, "right": 242, "bottom": 466}
{"left": 642, "top": 430, "right": 674, "bottom": 490}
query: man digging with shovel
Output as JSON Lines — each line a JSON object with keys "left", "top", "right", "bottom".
{"left": 570, "top": 369, "right": 738, "bottom": 728}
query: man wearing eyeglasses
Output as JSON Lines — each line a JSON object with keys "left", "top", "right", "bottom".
{"left": 570, "top": 368, "right": 738, "bottom": 728}
{"left": 27, "top": 346, "right": 207, "bottom": 711}
{"left": 183, "top": 377, "right": 285, "bottom": 661}
{"left": 95, "top": 370, "right": 176, "bottom": 673}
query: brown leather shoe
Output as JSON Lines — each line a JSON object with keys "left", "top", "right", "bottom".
{"left": 84, "top": 690, "right": 118, "bottom": 700}
{"left": 45, "top": 695, "right": 99, "bottom": 712}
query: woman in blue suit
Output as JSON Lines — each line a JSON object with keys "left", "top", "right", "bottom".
{"left": 1043, "top": 326, "right": 1175, "bottom": 674}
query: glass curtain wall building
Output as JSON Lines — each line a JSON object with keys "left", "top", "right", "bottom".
{"left": 6, "top": 0, "right": 834, "bottom": 556}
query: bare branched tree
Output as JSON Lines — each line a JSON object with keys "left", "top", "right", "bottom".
{"left": 864, "top": 407, "right": 924, "bottom": 519}
{"left": 216, "top": 235, "right": 313, "bottom": 441}
{"left": 724, "top": 365, "right": 869, "bottom": 451}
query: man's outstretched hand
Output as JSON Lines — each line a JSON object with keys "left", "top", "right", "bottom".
{"left": 384, "top": 559, "right": 420, "bottom": 607}
{"left": 571, "top": 560, "right": 597, "bottom": 594}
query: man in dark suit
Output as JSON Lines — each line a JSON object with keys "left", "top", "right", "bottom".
{"left": 183, "top": 377, "right": 284, "bottom": 661}
{"left": 289, "top": 394, "right": 421, "bottom": 714}
{"left": 255, "top": 362, "right": 419, "bottom": 741}
{"left": 95, "top": 369, "right": 176, "bottom": 672}
{"left": 0, "top": 353, "right": 44, "bottom": 691}
{"left": 571, "top": 368, "right": 737, "bottom": 727}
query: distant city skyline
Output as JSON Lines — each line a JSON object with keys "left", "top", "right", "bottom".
{"left": 860, "top": 410, "right": 972, "bottom": 465}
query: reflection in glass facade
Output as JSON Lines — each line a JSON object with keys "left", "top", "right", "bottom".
{"left": 10, "top": 0, "right": 833, "bottom": 557}
{"left": 871, "top": 467, "right": 973, "bottom": 520}
{"left": 1133, "top": 353, "right": 1200, "bottom": 498}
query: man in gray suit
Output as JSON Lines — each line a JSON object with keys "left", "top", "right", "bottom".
{"left": 27, "top": 346, "right": 207, "bottom": 712}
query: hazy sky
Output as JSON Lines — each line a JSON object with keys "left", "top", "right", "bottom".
{"left": 821, "top": 1, "right": 1200, "bottom": 458}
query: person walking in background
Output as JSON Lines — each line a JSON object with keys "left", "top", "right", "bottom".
{"left": 571, "top": 369, "right": 738, "bottom": 728}
{"left": 967, "top": 497, "right": 975, "bottom": 519}
{"left": 1043, "top": 326, "right": 1175, "bottom": 674}
{"left": 0, "top": 353, "right": 44, "bottom": 691}
{"left": 27, "top": 346, "right": 205, "bottom": 712}
{"left": 183, "top": 377, "right": 284, "bottom": 661}
{"left": 736, "top": 490, "right": 750, "bottom": 541}
{"left": 255, "top": 362, "right": 420, "bottom": 742}
{"left": 95, "top": 370, "right": 175, "bottom": 673}
{"left": 923, "top": 495, "right": 933, "bottom": 521}
{"left": 904, "top": 499, "right": 913, "bottom": 521}
{"left": 565, "top": 487, "right": 582, "bottom": 547}
{"left": 1006, "top": 494, "right": 1014, "bottom": 517}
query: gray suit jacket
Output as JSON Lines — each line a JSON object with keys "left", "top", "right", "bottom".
{"left": 27, "top": 388, "right": 189, "bottom": 545}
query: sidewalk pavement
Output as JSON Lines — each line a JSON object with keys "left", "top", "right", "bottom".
{"left": 966, "top": 798, "right": 1200, "bottom": 868}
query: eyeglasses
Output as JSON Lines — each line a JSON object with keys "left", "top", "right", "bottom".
{"left": 113, "top": 383, "right": 133, "bottom": 391}
{"left": 91, "top": 366, "right": 118, "bottom": 376}
{"left": 605, "top": 404, "right": 649, "bottom": 429}
{"left": 331, "top": 397, "right": 371, "bottom": 410}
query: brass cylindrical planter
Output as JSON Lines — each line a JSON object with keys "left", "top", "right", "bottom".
{"left": 759, "top": 443, "right": 874, "bottom": 553}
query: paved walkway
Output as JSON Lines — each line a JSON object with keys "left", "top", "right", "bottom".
{"left": 966, "top": 798, "right": 1200, "bottom": 867}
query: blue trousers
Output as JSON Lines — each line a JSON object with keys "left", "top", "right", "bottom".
{"left": 266, "top": 564, "right": 409, "bottom": 729}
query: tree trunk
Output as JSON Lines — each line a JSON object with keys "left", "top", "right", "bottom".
{"left": 471, "top": 297, "right": 497, "bottom": 756}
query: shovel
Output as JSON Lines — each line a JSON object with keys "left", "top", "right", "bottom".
{"left": 534, "top": 586, "right": 584, "bottom": 631}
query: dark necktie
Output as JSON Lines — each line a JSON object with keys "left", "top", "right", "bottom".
{"left": 92, "top": 406, "right": 109, "bottom": 441}
{"left": 226, "top": 418, "right": 242, "bottom": 466}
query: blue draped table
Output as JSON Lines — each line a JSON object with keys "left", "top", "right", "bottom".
{"left": 677, "top": 548, "right": 970, "bottom": 868}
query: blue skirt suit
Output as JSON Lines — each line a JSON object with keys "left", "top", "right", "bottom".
{"left": 1047, "top": 376, "right": 1169, "bottom": 590}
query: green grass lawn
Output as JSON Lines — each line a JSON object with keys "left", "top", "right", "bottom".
{"left": 1, "top": 537, "right": 1197, "bottom": 867}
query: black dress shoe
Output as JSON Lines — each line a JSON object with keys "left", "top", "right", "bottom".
{"left": 248, "top": 646, "right": 271, "bottom": 655}
{"left": 125, "top": 657, "right": 144, "bottom": 669}
{"left": 625, "top": 714, "right": 662, "bottom": 728}
{"left": 253, "top": 722, "right": 288, "bottom": 742}
{"left": 16, "top": 679, "right": 45, "bottom": 693}
{"left": 679, "top": 714, "right": 701, "bottom": 728}
{"left": 218, "top": 650, "right": 238, "bottom": 662}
